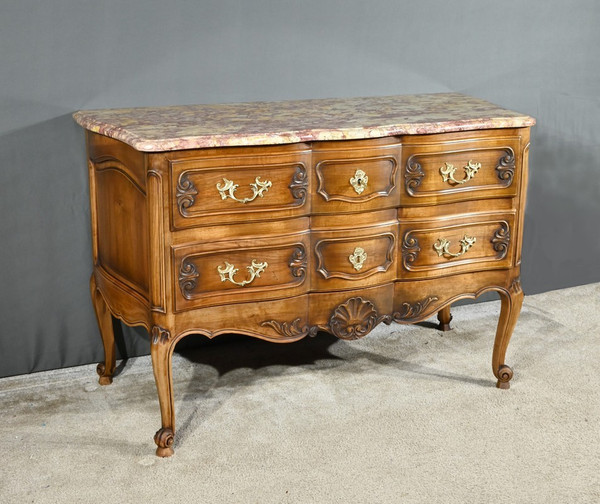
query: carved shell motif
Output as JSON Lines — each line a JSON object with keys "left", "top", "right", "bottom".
{"left": 329, "top": 297, "right": 389, "bottom": 340}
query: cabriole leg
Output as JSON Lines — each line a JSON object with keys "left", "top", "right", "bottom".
{"left": 151, "top": 326, "right": 175, "bottom": 457}
{"left": 493, "top": 280, "right": 524, "bottom": 389}
{"left": 90, "top": 275, "right": 116, "bottom": 385}
{"left": 437, "top": 305, "right": 452, "bottom": 331}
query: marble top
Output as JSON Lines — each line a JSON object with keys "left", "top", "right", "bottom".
{"left": 73, "top": 93, "right": 535, "bottom": 152}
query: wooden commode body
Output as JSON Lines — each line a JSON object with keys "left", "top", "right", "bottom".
{"left": 74, "top": 93, "right": 535, "bottom": 456}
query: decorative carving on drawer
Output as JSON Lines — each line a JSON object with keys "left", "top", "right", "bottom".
{"left": 217, "top": 260, "right": 268, "bottom": 287}
{"left": 288, "top": 164, "right": 309, "bottom": 201}
{"left": 261, "top": 318, "right": 318, "bottom": 339}
{"left": 289, "top": 246, "right": 307, "bottom": 278}
{"left": 495, "top": 148, "right": 515, "bottom": 185}
{"left": 433, "top": 235, "right": 477, "bottom": 259}
{"left": 176, "top": 172, "right": 198, "bottom": 216}
{"left": 315, "top": 233, "right": 395, "bottom": 280}
{"left": 178, "top": 258, "right": 200, "bottom": 300}
{"left": 491, "top": 222, "right": 511, "bottom": 258}
{"left": 401, "top": 235, "right": 421, "bottom": 265}
{"left": 404, "top": 157, "right": 425, "bottom": 194}
{"left": 350, "top": 169, "right": 369, "bottom": 194}
{"left": 216, "top": 176, "right": 272, "bottom": 204}
{"left": 439, "top": 160, "right": 481, "bottom": 185}
{"left": 392, "top": 296, "right": 439, "bottom": 321}
{"left": 349, "top": 247, "right": 368, "bottom": 271}
{"left": 329, "top": 297, "right": 391, "bottom": 340}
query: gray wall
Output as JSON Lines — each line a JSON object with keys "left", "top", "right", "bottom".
{"left": 1, "top": 0, "right": 599, "bottom": 377}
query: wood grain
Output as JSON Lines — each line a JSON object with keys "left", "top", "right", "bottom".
{"left": 79, "top": 101, "right": 532, "bottom": 457}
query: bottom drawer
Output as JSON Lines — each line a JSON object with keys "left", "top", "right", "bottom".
{"left": 172, "top": 232, "right": 309, "bottom": 311}
{"left": 399, "top": 213, "right": 515, "bottom": 278}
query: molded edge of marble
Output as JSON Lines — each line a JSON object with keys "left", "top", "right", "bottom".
{"left": 73, "top": 95, "right": 536, "bottom": 152}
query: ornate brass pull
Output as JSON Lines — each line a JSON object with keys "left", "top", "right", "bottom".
{"left": 350, "top": 169, "right": 368, "bottom": 194}
{"left": 216, "top": 176, "right": 272, "bottom": 203}
{"left": 433, "top": 235, "right": 476, "bottom": 258}
{"left": 348, "top": 247, "right": 367, "bottom": 271}
{"left": 439, "top": 160, "right": 481, "bottom": 185}
{"left": 217, "top": 259, "right": 268, "bottom": 287}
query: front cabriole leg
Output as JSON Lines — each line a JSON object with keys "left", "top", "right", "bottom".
{"left": 151, "top": 325, "right": 176, "bottom": 457}
{"left": 493, "top": 279, "right": 524, "bottom": 389}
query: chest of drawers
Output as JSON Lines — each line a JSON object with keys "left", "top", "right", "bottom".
{"left": 74, "top": 93, "right": 535, "bottom": 456}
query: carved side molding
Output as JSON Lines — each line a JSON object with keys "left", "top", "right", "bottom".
{"left": 404, "top": 157, "right": 425, "bottom": 195}
{"left": 289, "top": 245, "right": 307, "bottom": 278}
{"left": 289, "top": 164, "right": 309, "bottom": 201}
{"left": 496, "top": 148, "right": 515, "bottom": 185}
{"left": 491, "top": 222, "right": 511, "bottom": 258}
{"left": 401, "top": 234, "right": 421, "bottom": 265}
{"left": 176, "top": 172, "right": 198, "bottom": 216}
{"left": 178, "top": 258, "right": 199, "bottom": 299}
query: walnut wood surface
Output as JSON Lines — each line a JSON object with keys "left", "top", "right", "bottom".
{"left": 83, "top": 112, "right": 531, "bottom": 457}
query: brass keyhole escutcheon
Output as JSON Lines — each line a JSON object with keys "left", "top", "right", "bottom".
{"left": 350, "top": 169, "right": 368, "bottom": 195}
{"left": 349, "top": 247, "right": 368, "bottom": 271}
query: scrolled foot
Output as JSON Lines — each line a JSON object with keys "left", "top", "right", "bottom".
{"left": 496, "top": 364, "right": 513, "bottom": 390}
{"left": 96, "top": 363, "right": 113, "bottom": 386}
{"left": 154, "top": 428, "right": 175, "bottom": 457}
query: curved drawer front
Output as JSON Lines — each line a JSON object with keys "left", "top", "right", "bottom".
{"left": 312, "top": 222, "right": 397, "bottom": 291}
{"left": 173, "top": 233, "right": 309, "bottom": 311}
{"left": 399, "top": 213, "right": 515, "bottom": 278}
{"left": 170, "top": 147, "right": 311, "bottom": 229}
{"left": 312, "top": 139, "right": 401, "bottom": 213}
{"left": 401, "top": 131, "right": 522, "bottom": 205}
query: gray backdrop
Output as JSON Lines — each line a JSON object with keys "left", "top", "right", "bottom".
{"left": 1, "top": 0, "right": 599, "bottom": 378}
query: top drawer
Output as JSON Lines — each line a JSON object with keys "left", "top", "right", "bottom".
{"left": 400, "top": 130, "right": 523, "bottom": 206}
{"left": 312, "top": 138, "right": 401, "bottom": 214}
{"left": 168, "top": 145, "right": 311, "bottom": 229}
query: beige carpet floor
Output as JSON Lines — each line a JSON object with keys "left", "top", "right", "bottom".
{"left": 1, "top": 283, "right": 599, "bottom": 503}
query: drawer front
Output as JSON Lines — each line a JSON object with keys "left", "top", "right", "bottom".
{"left": 401, "top": 132, "right": 522, "bottom": 205}
{"left": 312, "top": 222, "right": 398, "bottom": 291}
{"left": 312, "top": 139, "right": 401, "bottom": 213}
{"left": 399, "top": 213, "right": 515, "bottom": 278}
{"left": 170, "top": 148, "right": 311, "bottom": 229}
{"left": 173, "top": 233, "right": 309, "bottom": 311}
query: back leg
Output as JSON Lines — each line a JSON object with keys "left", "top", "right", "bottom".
{"left": 437, "top": 305, "right": 452, "bottom": 332}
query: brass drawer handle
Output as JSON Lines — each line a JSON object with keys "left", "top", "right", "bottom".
{"left": 216, "top": 176, "right": 272, "bottom": 203}
{"left": 217, "top": 260, "right": 268, "bottom": 287}
{"left": 439, "top": 160, "right": 481, "bottom": 185}
{"left": 350, "top": 169, "right": 368, "bottom": 194}
{"left": 349, "top": 247, "right": 367, "bottom": 271}
{"left": 433, "top": 235, "right": 476, "bottom": 258}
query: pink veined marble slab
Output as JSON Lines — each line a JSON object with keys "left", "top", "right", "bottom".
{"left": 73, "top": 93, "right": 536, "bottom": 152}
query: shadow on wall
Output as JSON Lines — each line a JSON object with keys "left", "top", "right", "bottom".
{"left": 0, "top": 114, "right": 149, "bottom": 378}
